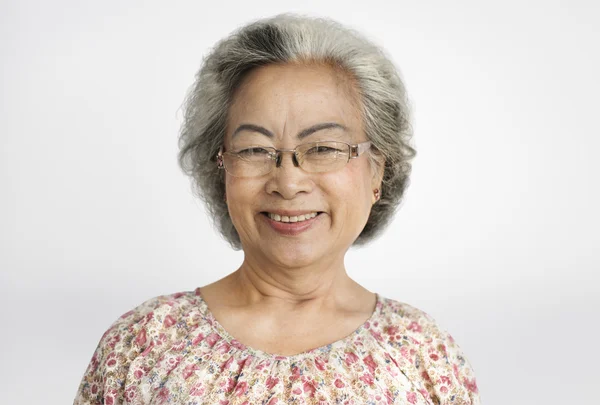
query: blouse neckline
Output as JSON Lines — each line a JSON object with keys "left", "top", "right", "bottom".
{"left": 194, "top": 289, "right": 383, "bottom": 362}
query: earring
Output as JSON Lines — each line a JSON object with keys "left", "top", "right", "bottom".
{"left": 373, "top": 188, "right": 381, "bottom": 201}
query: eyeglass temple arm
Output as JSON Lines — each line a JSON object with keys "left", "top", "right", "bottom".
{"left": 350, "top": 141, "right": 372, "bottom": 158}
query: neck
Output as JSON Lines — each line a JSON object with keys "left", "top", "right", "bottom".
{"left": 230, "top": 252, "right": 359, "bottom": 309}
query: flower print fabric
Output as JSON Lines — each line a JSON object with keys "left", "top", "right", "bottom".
{"left": 74, "top": 289, "right": 480, "bottom": 404}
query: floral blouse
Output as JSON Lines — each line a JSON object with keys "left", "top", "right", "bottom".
{"left": 74, "top": 289, "right": 480, "bottom": 404}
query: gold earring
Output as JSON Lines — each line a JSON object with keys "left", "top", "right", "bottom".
{"left": 374, "top": 188, "right": 381, "bottom": 201}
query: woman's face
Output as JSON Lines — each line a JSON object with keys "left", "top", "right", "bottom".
{"left": 224, "top": 63, "right": 382, "bottom": 268}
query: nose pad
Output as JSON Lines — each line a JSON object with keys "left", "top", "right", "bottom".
{"left": 275, "top": 152, "right": 300, "bottom": 168}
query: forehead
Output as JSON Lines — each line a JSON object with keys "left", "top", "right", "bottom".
{"left": 226, "top": 63, "right": 362, "bottom": 142}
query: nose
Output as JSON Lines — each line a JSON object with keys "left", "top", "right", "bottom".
{"left": 265, "top": 151, "right": 313, "bottom": 199}
{"left": 275, "top": 150, "right": 300, "bottom": 168}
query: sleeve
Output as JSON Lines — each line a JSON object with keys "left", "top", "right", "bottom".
{"left": 73, "top": 296, "right": 163, "bottom": 405}
{"left": 419, "top": 324, "right": 481, "bottom": 405}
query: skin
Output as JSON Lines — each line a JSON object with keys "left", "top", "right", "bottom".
{"left": 199, "top": 63, "right": 384, "bottom": 356}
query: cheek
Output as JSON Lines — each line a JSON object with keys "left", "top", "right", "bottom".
{"left": 346, "top": 163, "right": 374, "bottom": 200}
{"left": 225, "top": 177, "right": 259, "bottom": 222}
{"left": 323, "top": 165, "right": 373, "bottom": 215}
{"left": 225, "top": 176, "right": 255, "bottom": 200}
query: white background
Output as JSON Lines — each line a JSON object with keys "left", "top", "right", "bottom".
{"left": 1, "top": 0, "right": 599, "bottom": 404}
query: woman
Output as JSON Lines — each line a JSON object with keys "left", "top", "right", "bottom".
{"left": 74, "top": 14, "right": 480, "bottom": 405}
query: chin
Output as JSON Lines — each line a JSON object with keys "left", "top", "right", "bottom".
{"left": 259, "top": 239, "right": 326, "bottom": 269}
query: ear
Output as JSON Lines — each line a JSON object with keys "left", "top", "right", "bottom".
{"left": 370, "top": 153, "right": 385, "bottom": 204}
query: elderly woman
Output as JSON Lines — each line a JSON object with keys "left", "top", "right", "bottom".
{"left": 74, "top": 14, "right": 479, "bottom": 405}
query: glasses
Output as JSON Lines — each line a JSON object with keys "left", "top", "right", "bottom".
{"left": 217, "top": 140, "right": 372, "bottom": 178}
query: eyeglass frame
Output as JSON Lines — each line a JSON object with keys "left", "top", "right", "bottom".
{"left": 216, "top": 140, "right": 372, "bottom": 177}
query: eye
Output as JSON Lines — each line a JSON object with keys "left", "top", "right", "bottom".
{"left": 306, "top": 145, "right": 343, "bottom": 155}
{"left": 237, "top": 147, "right": 271, "bottom": 156}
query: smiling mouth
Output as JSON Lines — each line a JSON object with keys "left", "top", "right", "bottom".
{"left": 261, "top": 212, "right": 323, "bottom": 223}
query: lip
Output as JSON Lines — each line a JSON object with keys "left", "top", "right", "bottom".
{"left": 260, "top": 212, "right": 322, "bottom": 236}
{"left": 262, "top": 210, "right": 321, "bottom": 217}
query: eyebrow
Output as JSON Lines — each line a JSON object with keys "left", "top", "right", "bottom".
{"left": 232, "top": 122, "right": 348, "bottom": 140}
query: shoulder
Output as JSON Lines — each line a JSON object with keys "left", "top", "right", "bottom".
{"left": 74, "top": 289, "right": 203, "bottom": 405}
{"left": 373, "top": 295, "right": 481, "bottom": 404}
{"left": 110, "top": 290, "right": 201, "bottom": 329}
{"left": 377, "top": 296, "right": 448, "bottom": 339}
{"left": 95, "top": 290, "right": 202, "bottom": 346}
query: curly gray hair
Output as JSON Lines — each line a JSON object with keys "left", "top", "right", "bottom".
{"left": 178, "top": 14, "right": 415, "bottom": 249}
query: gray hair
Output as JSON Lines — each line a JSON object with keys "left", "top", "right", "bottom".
{"left": 178, "top": 14, "right": 415, "bottom": 249}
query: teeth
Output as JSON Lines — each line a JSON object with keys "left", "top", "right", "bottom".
{"left": 267, "top": 212, "right": 318, "bottom": 223}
